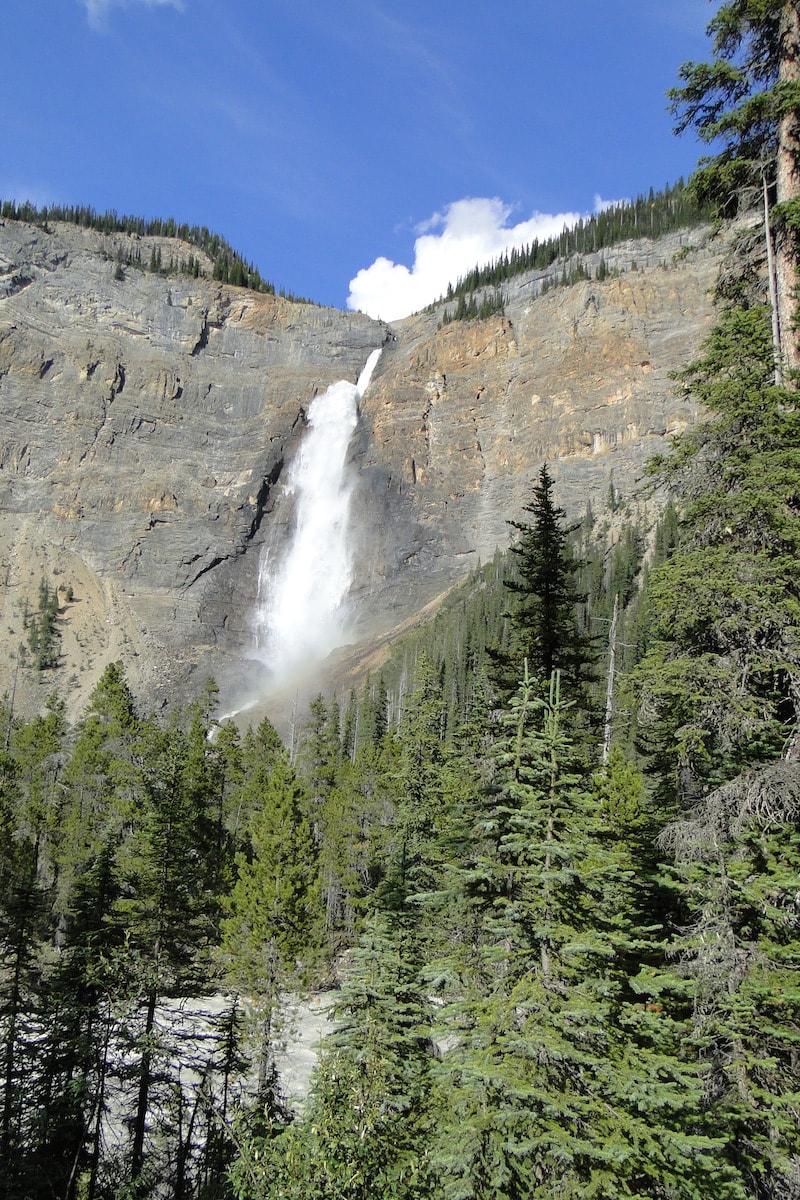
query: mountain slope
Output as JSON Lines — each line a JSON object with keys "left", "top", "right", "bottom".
{"left": 0, "top": 216, "right": 727, "bottom": 717}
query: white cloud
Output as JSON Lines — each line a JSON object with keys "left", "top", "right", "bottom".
{"left": 347, "top": 196, "right": 584, "bottom": 322}
{"left": 82, "top": 0, "right": 184, "bottom": 31}
{"left": 0, "top": 182, "right": 53, "bottom": 210}
{"left": 594, "top": 193, "right": 628, "bottom": 213}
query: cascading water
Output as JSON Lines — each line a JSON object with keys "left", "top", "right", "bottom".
{"left": 251, "top": 347, "right": 382, "bottom": 687}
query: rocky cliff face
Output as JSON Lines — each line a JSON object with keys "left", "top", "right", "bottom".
{"left": 0, "top": 217, "right": 724, "bottom": 718}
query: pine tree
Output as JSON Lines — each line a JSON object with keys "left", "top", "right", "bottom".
{"left": 0, "top": 744, "right": 49, "bottom": 1200}
{"left": 111, "top": 718, "right": 222, "bottom": 1192}
{"left": 231, "top": 911, "right": 436, "bottom": 1200}
{"left": 434, "top": 670, "right": 741, "bottom": 1199}
{"left": 299, "top": 695, "right": 342, "bottom": 841}
{"left": 378, "top": 653, "right": 475, "bottom": 936}
{"left": 660, "top": 761, "right": 800, "bottom": 1197}
{"left": 491, "top": 465, "right": 596, "bottom": 713}
{"left": 221, "top": 752, "right": 321, "bottom": 1104}
{"left": 5, "top": 668, "right": 145, "bottom": 1200}
{"left": 669, "top": 0, "right": 800, "bottom": 375}
{"left": 633, "top": 304, "right": 800, "bottom": 811}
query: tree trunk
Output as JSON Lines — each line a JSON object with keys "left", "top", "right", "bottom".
{"left": 764, "top": 172, "right": 785, "bottom": 384}
{"left": 0, "top": 929, "right": 25, "bottom": 1185}
{"left": 775, "top": 2, "right": 800, "bottom": 378}
{"left": 130, "top": 985, "right": 158, "bottom": 1187}
{"left": 601, "top": 594, "right": 619, "bottom": 765}
{"left": 86, "top": 999, "right": 114, "bottom": 1200}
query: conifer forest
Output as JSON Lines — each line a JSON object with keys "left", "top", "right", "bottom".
{"left": 2, "top": 3, "right": 800, "bottom": 1197}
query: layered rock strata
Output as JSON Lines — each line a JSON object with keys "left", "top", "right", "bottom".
{"left": 0, "top": 218, "right": 724, "bottom": 716}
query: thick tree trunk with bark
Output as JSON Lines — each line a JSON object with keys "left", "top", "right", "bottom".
{"left": 775, "top": 2, "right": 800, "bottom": 377}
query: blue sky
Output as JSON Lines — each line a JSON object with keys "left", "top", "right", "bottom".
{"left": 2, "top": 0, "right": 713, "bottom": 317}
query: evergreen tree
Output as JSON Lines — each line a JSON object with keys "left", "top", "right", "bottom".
{"left": 0, "top": 747, "right": 49, "bottom": 1200}
{"left": 299, "top": 695, "right": 342, "bottom": 837}
{"left": 317, "top": 741, "right": 400, "bottom": 947}
{"left": 221, "top": 750, "right": 321, "bottom": 1104}
{"left": 26, "top": 579, "right": 60, "bottom": 671}
{"left": 110, "top": 717, "right": 221, "bottom": 1192}
{"left": 22, "top": 667, "right": 146, "bottom": 1198}
{"left": 492, "top": 465, "right": 596, "bottom": 714}
{"left": 7, "top": 693, "right": 66, "bottom": 876}
{"left": 378, "top": 653, "right": 476, "bottom": 939}
{"left": 232, "top": 911, "right": 436, "bottom": 1200}
{"left": 669, "top": 0, "right": 800, "bottom": 375}
{"left": 660, "top": 761, "right": 800, "bottom": 1198}
{"left": 434, "top": 670, "right": 739, "bottom": 1199}
{"left": 633, "top": 304, "right": 800, "bottom": 811}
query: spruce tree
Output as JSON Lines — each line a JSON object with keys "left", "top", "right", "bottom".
{"left": 491, "top": 465, "right": 596, "bottom": 715}
{"left": 0, "top": 748, "right": 48, "bottom": 1200}
{"left": 221, "top": 751, "right": 321, "bottom": 1105}
{"left": 434, "top": 670, "right": 740, "bottom": 1199}
{"left": 669, "top": 0, "right": 800, "bottom": 375}
{"left": 234, "top": 911, "right": 436, "bottom": 1200}
{"left": 660, "top": 762, "right": 800, "bottom": 1197}
{"left": 112, "top": 718, "right": 220, "bottom": 1192}
{"left": 633, "top": 304, "right": 800, "bottom": 811}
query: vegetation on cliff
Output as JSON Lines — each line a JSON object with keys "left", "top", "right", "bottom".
{"left": 0, "top": 178, "right": 710, "bottom": 321}
{"left": 435, "top": 177, "right": 716, "bottom": 322}
{"left": 0, "top": 198, "right": 314, "bottom": 303}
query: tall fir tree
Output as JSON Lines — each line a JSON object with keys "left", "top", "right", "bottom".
{"left": 491, "top": 465, "right": 596, "bottom": 720}
{"left": 433, "top": 670, "right": 741, "bottom": 1199}
{"left": 660, "top": 761, "right": 800, "bottom": 1198}
{"left": 221, "top": 746, "right": 322, "bottom": 1106}
{"left": 633, "top": 304, "right": 800, "bottom": 812}
{"left": 231, "top": 909, "right": 437, "bottom": 1200}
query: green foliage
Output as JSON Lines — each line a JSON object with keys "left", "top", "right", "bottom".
{"left": 0, "top": 665, "right": 260, "bottom": 1197}
{"left": 2, "top": 512, "right": 796, "bottom": 1200}
{"left": 317, "top": 742, "right": 398, "bottom": 945}
{"left": 490, "top": 465, "right": 598, "bottom": 718}
{"left": 221, "top": 752, "right": 322, "bottom": 997}
{"left": 0, "top": 756, "right": 51, "bottom": 1198}
{"left": 633, "top": 303, "right": 800, "bottom": 807}
{"left": 24, "top": 578, "right": 61, "bottom": 671}
{"left": 232, "top": 912, "right": 437, "bottom": 1200}
{"left": 660, "top": 762, "right": 800, "bottom": 1197}
{"left": 435, "top": 179, "right": 713, "bottom": 312}
{"left": 430, "top": 671, "right": 739, "bottom": 1199}
{"left": 438, "top": 287, "right": 505, "bottom": 326}
{"left": 669, "top": 1, "right": 799, "bottom": 214}
{"left": 0, "top": 198, "right": 316, "bottom": 302}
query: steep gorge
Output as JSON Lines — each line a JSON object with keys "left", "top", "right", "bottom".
{"left": 0, "top": 216, "right": 726, "bottom": 718}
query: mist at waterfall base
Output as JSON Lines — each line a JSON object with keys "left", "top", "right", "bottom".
{"left": 220, "top": 350, "right": 382, "bottom": 723}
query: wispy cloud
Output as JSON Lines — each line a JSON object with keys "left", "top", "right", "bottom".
{"left": 354, "top": 2, "right": 477, "bottom": 145}
{"left": 347, "top": 196, "right": 584, "bottom": 322}
{"left": 362, "top": 3, "right": 453, "bottom": 87}
{"left": 0, "top": 181, "right": 54, "bottom": 209}
{"left": 594, "top": 193, "right": 629, "bottom": 213}
{"left": 81, "top": 0, "right": 184, "bottom": 32}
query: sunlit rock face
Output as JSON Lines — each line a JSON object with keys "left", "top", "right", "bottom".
{"left": 348, "top": 226, "right": 722, "bottom": 628}
{"left": 0, "top": 218, "right": 724, "bottom": 717}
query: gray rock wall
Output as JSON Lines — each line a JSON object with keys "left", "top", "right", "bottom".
{"left": 0, "top": 217, "right": 727, "bottom": 717}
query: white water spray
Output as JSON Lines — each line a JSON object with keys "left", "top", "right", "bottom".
{"left": 251, "top": 348, "right": 382, "bottom": 685}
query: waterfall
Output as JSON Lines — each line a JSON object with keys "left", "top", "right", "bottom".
{"left": 251, "top": 348, "right": 382, "bottom": 686}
